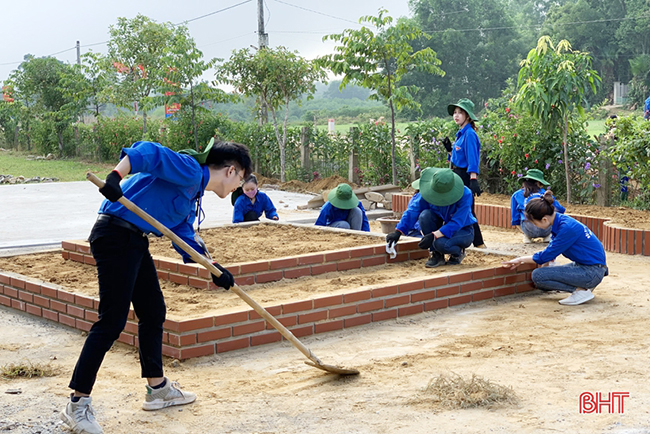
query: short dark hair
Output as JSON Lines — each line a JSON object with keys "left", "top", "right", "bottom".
{"left": 205, "top": 140, "right": 252, "bottom": 178}
{"left": 524, "top": 190, "right": 555, "bottom": 221}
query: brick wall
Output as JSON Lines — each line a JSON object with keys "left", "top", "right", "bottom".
{"left": 0, "top": 262, "right": 536, "bottom": 361}
{"left": 391, "top": 193, "right": 648, "bottom": 256}
{"left": 61, "top": 239, "right": 428, "bottom": 289}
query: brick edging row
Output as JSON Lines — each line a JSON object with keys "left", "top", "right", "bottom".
{"left": 0, "top": 262, "right": 536, "bottom": 361}
{"left": 392, "top": 193, "right": 649, "bottom": 256}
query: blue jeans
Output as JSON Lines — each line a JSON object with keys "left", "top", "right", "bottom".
{"left": 329, "top": 207, "right": 363, "bottom": 231}
{"left": 532, "top": 262, "right": 608, "bottom": 292}
{"left": 521, "top": 220, "right": 551, "bottom": 238}
{"left": 418, "top": 209, "right": 474, "bottom": 255}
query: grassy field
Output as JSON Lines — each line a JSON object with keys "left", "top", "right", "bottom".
{"left": 0, "top": 150, "right": 114, "bottom": 182}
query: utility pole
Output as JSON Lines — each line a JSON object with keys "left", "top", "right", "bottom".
{"left": 257, "top": 0, "right": 268, "bottom": 124}
{"left": 257, "top": 0, "right": 268, "bottom": 49}
{"left": 76, "top": 41, "right": 81, "bottom": 66}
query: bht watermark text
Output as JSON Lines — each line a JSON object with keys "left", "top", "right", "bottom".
{"left": 579, "top": 392, "right": 630, "bottom": 414}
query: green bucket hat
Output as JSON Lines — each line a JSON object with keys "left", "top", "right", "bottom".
{"left": 179, "top": 137, "right": 214, "bottom": 165}
{"left": 520, "top": 168, "right": 550, "bottom": 186}
{"left": 419, "top": 167, "right": 465, "bottom": 206}
{"left": 447, "top": 98, "right": 478, "bottom": 122}
{"left": 328, "top": 183, "right": 359, "bottom": 210}
{"left": 411, "top": 178, "right": 421, "bottom": 190}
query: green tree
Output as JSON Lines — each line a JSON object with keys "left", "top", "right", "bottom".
{"left": 515, "top": 36, "right": 600, "bottom": 203}
{"left": 319, "top": 8, "right": 444, "bottom": 185}
{"left": 106, "top": 14, "right": 174, "bottom": 134}
{"left": 406, "top": 0, "right": 526, "bottom": 118}
{"left": 542, "top": 0, "right": 627, "bottom": 105}
{"left": 8, "top": 55, "right": 78, "bottom": 156}
{"left": 60, "top": 51, "right": 115, "bottom": 118}
{"left": 217, "top": 46, "right": 326, "bottom": 182}
{"left": 163, "top": 25, "right": 230, "bottom": 151}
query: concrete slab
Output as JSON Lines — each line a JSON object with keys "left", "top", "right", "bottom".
{"left": 0, "top": 181, "right": 319, "bottom": 251}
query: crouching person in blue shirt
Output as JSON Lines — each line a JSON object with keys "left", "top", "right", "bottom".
{"left": 315, "top": 183, "right": 369, "bottom": 231}
{"left": 502, "top": 190, "right": 608, "bottom": 306}
{"left": 232, "top": 174, "right": 279, "bottom": 223}
{"left": 385, "top": 167, "right": 476, "bottom": 268}
{"left": 510, "top": 168, "right": 565, "bottom": 244}
{"left": 61, "top": 138, "right": 252, "bottom": 434}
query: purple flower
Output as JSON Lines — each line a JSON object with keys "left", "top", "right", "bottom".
{"left": 524, "top": 167, "right": 528, "bottom": 171}
{"left": 593, "top": 183, "right": 601, "bottom": 189}
{"left": 517, "top": 173, "right": 523, "bottom": 177}
{"left": 558, "top": 160, "right": 562, "bottom": 164}
{"left": 585, "top": 162, "right": 591, "bottom": 170}
{"left": 545, "top": 163, "right": 550, "bottom": 170}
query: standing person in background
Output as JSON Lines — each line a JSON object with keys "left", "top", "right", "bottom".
{"left": 232, "top": 174, "right": 279, "bottom": 223}
{"left": 315, "top": 183, "right": 369, "bottom": 231}
{"left": 61, "top": 139, "right": 252, "bottom": 434}
{"left": 644, "top": 95, "right": 650, "bottom": 120}
{"left": 510, "top": 169, "right": 565, "bottom": 244}
{"left": 502, "top": 190, "right": 608, "bottom": 306}
{"left": 442, "top": 98, "right": 486, "bottom": 248}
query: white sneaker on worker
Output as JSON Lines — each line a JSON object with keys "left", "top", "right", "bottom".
{"left": 61, "top": 395, "right": 103, "bottom": 434}
{"left": 522, "top": 234, "right": 533, "bottom": 244}
{"left": 142, "top": 377, "right": 196, "bottom": 411}
{"left": 542, "top": 234, "right": 552, "bottom": 243}
{"left": 559, "top": 289, "right": 594, "bottom": 306}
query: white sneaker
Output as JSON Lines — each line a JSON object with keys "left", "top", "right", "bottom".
{"left": 522, "top": 234, "right": 533, "bottom": 244}
{"left": 142, "top": 377, "right": 197, "bottom": 411}
{"left": 542, "top": 234, "right": 552, "bottom": 243}
{"left": 559, "top": 289, "right": 594, "bottom": 306}
{"left": 61, "top": 395, "right": 103, "bottom": 434}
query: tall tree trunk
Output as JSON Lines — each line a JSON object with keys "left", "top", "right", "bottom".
{"left": 267, "top": 103, "right": 285, "bottom": 182}
{"left": 142, "top": 109, "right": 147, "bottom": 136}
{"left": 190, "top": 82, "right": 199, "bottom": 151}
{"left": 385, "top": 56, "right": 397, "bottom": 186}
{"left": 563, "top": 116, "right": 571, "bottom": 203}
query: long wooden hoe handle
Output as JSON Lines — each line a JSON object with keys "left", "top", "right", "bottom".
{"left": 87, "top": 173, "right": 358, "bottom": 375}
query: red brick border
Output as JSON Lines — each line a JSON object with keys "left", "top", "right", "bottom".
{"left": 0, "top": 261, "right": 537, "bottom": 361}
{"left": 392, "top": 193, "right": 648, "bottom": 256}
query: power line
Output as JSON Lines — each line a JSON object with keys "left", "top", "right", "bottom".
{"left": 271, "top": 0, "right": 359, "bottom": 25}
{"left": 0, "top": 1, "right": 253, "bottom": 68}
{"left": 175, "top": 0, "right": 253, "bottom": 26}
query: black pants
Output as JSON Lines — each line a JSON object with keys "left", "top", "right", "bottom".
{"left": 69, "top": 218, "right": 166, "bottom": 394}
{"left": 452, "top": 167, "right": 485, "bottom": 247}
{"left": 243, "top": 210, "right": 259, "bottom": 222}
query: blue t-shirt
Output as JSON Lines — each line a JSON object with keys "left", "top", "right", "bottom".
{"left": 99, "top": 141, "right": 208, "bottom": 263}
{"left": 232, "top": 190, "right": 278, "bottom": 223}
{"left": 532, "top": 213, "right": 607, "bottom": 266}
{"left": 449, "top": 123, "right": 481, "bottom": 174}
{"left": 315, "top": 202, "right": 370, "bottom": 232}
{"left": 510, "top": 189, "right": 565, "bottom": 226}
{"left": 396, "top": 188, "right": 476, "bottom": 238}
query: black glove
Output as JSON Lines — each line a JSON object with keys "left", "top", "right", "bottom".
{"left": 211, "top": 262, "right": 234, "bottom": 290}
{"left": 469, "top": 178, "right": 482, "bottom": 197}
{"left": 385, "top": 231, "right": 401, "bottom": 246}
{"left": 442, "top": 137, "right": 452, "bottom": 153}
{"left": 99, "top": 170, "right": 123, "bottom": 202}
{"left": 418, "top": 232, "right": 435, "bottom": 250}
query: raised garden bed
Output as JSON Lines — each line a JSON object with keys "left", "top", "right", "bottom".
{"left": 0, "top": 222, "right": 534, "bottom": 360}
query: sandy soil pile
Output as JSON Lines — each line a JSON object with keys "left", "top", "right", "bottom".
{"left": 256, "top": 173, "right": 357, "bottom": 194}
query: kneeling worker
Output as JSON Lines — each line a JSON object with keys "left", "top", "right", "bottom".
{"left": 315, "top": 183, "right": 369, "bottom": 231}
{"left": 386, "top": 167, "right": 476, "bottom": 267}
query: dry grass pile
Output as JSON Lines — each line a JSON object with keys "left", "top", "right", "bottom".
{"left": 414, "top": 373, "right": 518, "bottom": 409}
{"left": 1, "top": 361, "right": 58, "bottom": 379}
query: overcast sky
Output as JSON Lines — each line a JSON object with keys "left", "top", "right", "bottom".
{"left": 0, "top": 0, "right": 412, "bottom": 85}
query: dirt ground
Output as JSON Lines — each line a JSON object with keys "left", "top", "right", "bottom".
{"left": 1, "top": 219, "right": 649, "bottom": 434}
